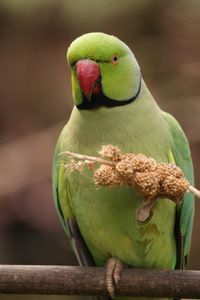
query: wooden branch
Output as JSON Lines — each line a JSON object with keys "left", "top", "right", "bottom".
{"left": 0, "top": 265, "right": 200, "bottom": 298}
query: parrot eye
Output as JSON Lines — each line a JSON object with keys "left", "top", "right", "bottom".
{"left": 111, "top": 54, "right": 119, "bottom": 64}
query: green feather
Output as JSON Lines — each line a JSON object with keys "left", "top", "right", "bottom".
{"left": 164, "top": 112, "right": 194, "bottom": 264}
{"left": 52, "top": 134, "right": 73, "bottom": 239}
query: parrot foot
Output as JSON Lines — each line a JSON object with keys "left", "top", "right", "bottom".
{"left": 105, "top": 257, "right": 125, "bottom": 299}
{"left": 137, "top": 197, "right": 155, "bottom": 223}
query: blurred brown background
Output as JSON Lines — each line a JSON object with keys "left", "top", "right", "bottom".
{"left": 0, "top": 0, "right": 199, "bottom": 299}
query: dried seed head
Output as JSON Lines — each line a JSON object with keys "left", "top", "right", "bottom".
{"left": 127, "top": 154, "right": 156, "bottom": 172}
{"left": 161, "top": 176, "right": 189, "bottom": 203}
{"left": 115, "top": 158, "right": 135, "bottom": 180}
{"left": 134, "top": 171, "right": 160, "bottom": 199}
{"left": 157, "top": 163, "right": 184, "bottom": 180}
{"left": 64, "top": 145, "right": 192, "bottom": 205}
{"left": 116, "top": 153, "right": 157, "bottom": 179}
{"left": 65, "top": 160, "right": 85, "bottom": 173}
{"left": 94, "top": 165, "right": 121, "bottom": 187}
{"left": 98, "top": 144, "right": 123, "bottom": 162}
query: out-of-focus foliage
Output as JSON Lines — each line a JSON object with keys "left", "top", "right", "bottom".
{"left": 0, "top": 1, "right": 200, "bottom": 299}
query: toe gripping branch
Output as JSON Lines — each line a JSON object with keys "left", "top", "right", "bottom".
{"left": 106, "top": 258, "right": 125, "bottom": 299}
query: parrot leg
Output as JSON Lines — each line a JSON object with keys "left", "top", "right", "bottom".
{"left": 105, "top": 257, "right": 125, "bottom": 299}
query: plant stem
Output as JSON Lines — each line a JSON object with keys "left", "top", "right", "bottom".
{"left": 59, "top": 150, "right": 114, "bottom": 166}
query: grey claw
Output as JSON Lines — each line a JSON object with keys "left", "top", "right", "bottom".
{"left": 105, "top": 258, "right": 125, "bottom": 299}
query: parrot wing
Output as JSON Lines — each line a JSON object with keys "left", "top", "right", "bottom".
{"left": 52, "top": 134, "right": 95, "bottom": 266}
{"left": 164, "top": 112, "right": 195, "bottom": 269}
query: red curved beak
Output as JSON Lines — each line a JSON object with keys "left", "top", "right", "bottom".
{"left": 76, "top": 59, "right": 101, "bottom": 100}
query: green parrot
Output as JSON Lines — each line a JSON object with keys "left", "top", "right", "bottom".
{"left": 52, "top": 32, "right": 194, "bottom": 299}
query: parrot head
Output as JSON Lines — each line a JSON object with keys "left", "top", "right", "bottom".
{"left": 67, "top": 32, "right": 141, "bottom": 108}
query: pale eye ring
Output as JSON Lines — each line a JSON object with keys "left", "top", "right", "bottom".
{"left": 111, "top": 54, "right": 119, "bottom": 64}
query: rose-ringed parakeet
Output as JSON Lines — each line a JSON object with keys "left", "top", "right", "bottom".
{"left": 52, "top": 32, "right": 194, "bottom": 299}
